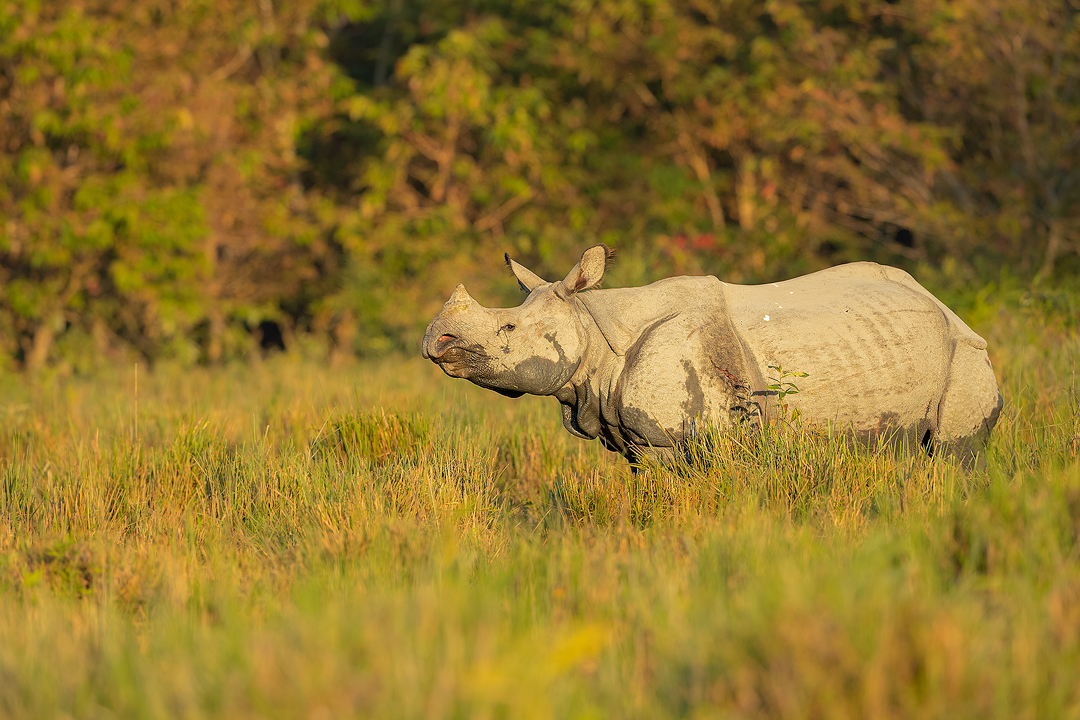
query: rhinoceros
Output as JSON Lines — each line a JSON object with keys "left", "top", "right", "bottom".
{"left": 421, "top": 245, "right": 1002, "bottom": 466}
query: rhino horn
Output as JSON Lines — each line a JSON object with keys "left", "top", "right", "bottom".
{"left": 446, "top": 283, "right": 477, "bottom": 307}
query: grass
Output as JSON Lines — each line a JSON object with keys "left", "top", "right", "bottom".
{"left": 1, "top": 301, "right": 1079, "bottom": 719}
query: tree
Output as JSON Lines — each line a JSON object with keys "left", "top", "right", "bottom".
{"left": 0, "top": 0, "right": 364, "bottom": 369}
{"left": 894, "top": 0, "right": 1080, "bottom": 282}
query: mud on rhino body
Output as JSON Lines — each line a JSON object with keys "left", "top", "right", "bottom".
{"left": 421, "top": 245, "right": 1003, "bottom": 466}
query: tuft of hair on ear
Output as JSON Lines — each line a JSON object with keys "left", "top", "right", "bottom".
{"left": 602, "top": 245, "right": 617, "bottom": 272}
{"left": 504, "top": 252, "right": 529, "bottom": 293}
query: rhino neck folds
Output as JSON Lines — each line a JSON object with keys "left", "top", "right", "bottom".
{"left": 553, "top": 358, "right": 605, "bottom": 441}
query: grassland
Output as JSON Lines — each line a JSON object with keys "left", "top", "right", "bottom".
{"left": 1, "top": 294, "right": 1079, "bottom": 719}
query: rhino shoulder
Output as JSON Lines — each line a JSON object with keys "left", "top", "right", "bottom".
{"left": 578, "top": 275, "right": 724, "bottom": 356}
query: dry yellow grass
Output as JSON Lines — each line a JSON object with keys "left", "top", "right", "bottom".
{"left": 1, "top": 296, "right": 1078, "bottom": 718}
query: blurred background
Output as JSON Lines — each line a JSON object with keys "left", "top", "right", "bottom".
{"left": 1, "top": 0, "right": 1077, "bottom": 372}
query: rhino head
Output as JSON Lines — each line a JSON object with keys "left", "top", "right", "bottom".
{"left": 421, "top": 245, "right": 613, "bottom": 399}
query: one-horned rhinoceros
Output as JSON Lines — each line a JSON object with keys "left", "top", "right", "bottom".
{"left": 421, "top": 245, "right": 1002, "bottom": 466}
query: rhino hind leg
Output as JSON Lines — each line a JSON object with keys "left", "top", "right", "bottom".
{"left": 932, "top": 343, "right": 1004, "bottom": 468}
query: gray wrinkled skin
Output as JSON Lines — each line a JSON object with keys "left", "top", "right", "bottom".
{"left": 421, "top": 245, "right": 1003, "bottom": 467}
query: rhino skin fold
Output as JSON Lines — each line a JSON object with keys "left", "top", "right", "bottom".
{"left": 422, "top": 245, "right": 1003, "bottom": 468}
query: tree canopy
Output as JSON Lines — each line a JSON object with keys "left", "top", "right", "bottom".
{"left": 1, "top": 0, "right": 1077, "bottom": 370}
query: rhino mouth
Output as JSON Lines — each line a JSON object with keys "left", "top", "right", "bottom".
{"left": 427, "top": 337, "right": 490, "bottom": 378}
{"left": 434, "top": 346, "right": 481, "bottom": 371}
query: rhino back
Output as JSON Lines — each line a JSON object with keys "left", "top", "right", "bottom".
{"left": 723, "top": 265, "right": 952, "bottom": 436}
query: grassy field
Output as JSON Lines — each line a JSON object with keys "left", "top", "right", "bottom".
{"left": 1, "top": 294, "right": 1079, "bottom": 719}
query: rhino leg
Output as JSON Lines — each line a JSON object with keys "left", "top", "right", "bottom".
{"left": 933, "top": 342, "right": 1003, "bottom": 468}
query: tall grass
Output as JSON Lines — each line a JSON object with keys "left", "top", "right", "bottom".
{"left": 1, "top": 301, "right": 1078, "bottom": 718}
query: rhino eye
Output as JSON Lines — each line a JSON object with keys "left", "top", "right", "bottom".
{"left": 501, "top": 323, "right": 516, "bottom": 333}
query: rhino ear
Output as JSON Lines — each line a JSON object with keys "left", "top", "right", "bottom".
{"left": 558, "top": 244, "right": 613, "bottom": 296}
{"left": 505, "top": 253, "right": 547, "bottom": 292}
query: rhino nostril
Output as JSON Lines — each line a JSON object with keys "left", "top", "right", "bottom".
{"left": 438, "top": 334, "right": 457, "bottom": 343}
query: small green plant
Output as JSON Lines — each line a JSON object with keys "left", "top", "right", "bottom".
{"left": 766, "top": 363, "right": 809, "bottom": 421}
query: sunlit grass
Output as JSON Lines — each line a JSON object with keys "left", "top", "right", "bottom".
{"left": 1, "top": 304, "right": 1079, "bottom": 718}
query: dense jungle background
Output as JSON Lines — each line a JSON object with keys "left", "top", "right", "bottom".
{"left": 2, "top": 0, "right": 1078, "bottom": 371}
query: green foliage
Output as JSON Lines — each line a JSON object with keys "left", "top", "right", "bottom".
{"left": 1, "top": 0, "right": 1078, "bottom": 368}
{"left": 0, "top": 0, "right": 356, "bottom": 368}
{"left": 766, "top": 362, "right": 809, "bottom": 420}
